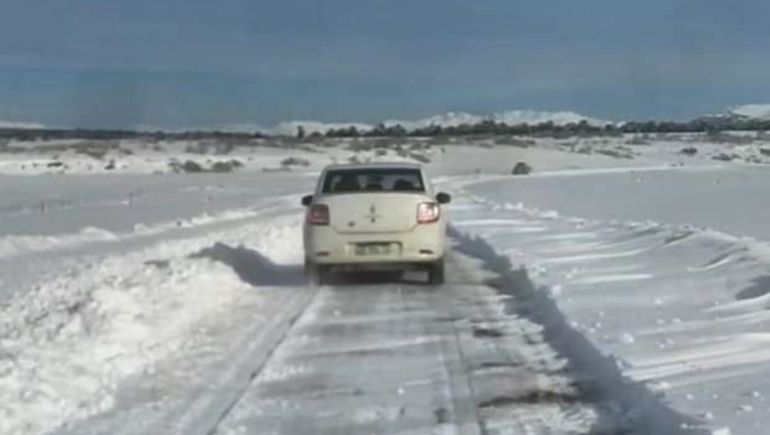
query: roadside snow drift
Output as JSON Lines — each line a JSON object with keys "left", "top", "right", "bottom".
{"left": 444, "top": 166, "right": 770, "bottom": 435}
{"left": 0, "top": 176, "right": 307, "bottom": 435}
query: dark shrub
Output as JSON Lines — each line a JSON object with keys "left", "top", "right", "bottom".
{"left": 494, "top": 136, "right": 535, "bottom": 147}
{"left": 182, "top": 160, "right": 204, "bottom": 172}
{"left": 210, "top": 159, "right": 244, "bottom": 173}
{"left": 712, "top": 153, "right": 736, "bottom": 162}
{"left": 281, "top": 157, "right": 311, "bottom": 167}
{"left": 512, "top": 162, "right": 532, "bottom": 175}
{"left": 625, "top": 136, "right": 650, "bottom": 146}
{"left": 705, "top": 131, "right": 753, "bottom": 145}
{"left": 81, "top": 149, "right": 107, "bottom": 160}
{"left": 679, "top": 146, "right": 698, "bottom": 156}
{"left": 185, "top": 143, "right": 206, "bottom": 154}
{"left": 596, "top": 147, "right": 634, "bottom": 159}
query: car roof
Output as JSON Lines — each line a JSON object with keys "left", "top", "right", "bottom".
{"left": 322, "top": 162, "right": 423, "bottom": 171}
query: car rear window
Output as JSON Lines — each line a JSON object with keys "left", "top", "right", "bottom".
{"left": 322, "top": 168, "right": 425, "bottom": 194}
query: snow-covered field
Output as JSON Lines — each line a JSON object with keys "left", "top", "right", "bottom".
{"left": 0, "top": 171, "right": 312, "bottom": 434}
{"left": 446, "top": 175, "right": 770, "bottom": 435}
{"left": 434, "top": 137, "right": 770, "bottom": 434}
{"left": 2, "top": 133, "right": 770, "bottom": 434}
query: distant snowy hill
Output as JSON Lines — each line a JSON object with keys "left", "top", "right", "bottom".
{"left": 0, "top": 110, "right": 609, "bottom": 135}
{"left": 0, "top": 120, "right": 46, "bottom": 129}
{"left": 211, "top": 121, "right": 372, "bottom": 136}
{"left": 385, "top": 110, "right": 609, "bottom": 130}
{"left": 233, "top": 110, "right": 610, "bottom": 136}
{"left": 727, "top": 104, "right": 770, "bottom": 120}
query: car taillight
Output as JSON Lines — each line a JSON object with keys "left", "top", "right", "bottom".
{"left": 307, "top": 204, "right": 330, "bottom": 225}
{"left": 417, "top": 202, "right": 440, "bottom": 224}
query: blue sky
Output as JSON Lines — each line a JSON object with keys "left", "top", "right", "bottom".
{"left": 1, "top": 0, "right": 769, "bottom": 128}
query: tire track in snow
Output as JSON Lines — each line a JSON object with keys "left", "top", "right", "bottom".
{"left": 32, "top": 203, "right": 309, "bottom": 435}
{"left": 445, "top": 251, "right": 603, "bottom": 435}
{"left": 156, "top": 287, "right": 318, "bottom": 435}
{"left": 211, "top": 272, "right": 485, "bottom": 435}
{"left": 209, "top": 251, "right": 621, "bottom": 435}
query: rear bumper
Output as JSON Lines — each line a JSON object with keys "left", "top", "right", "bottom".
{"left": 304, "top": 223, "right": 445, "bottom": 265}
{"left": 324, "top": 261, "right": 437, "bottom": 272}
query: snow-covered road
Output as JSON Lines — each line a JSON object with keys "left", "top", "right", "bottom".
{"left": 211, "top": 254, "right": 606, "bottom": 435}
{"left": 53, "top": 238, "right": 710, "bottom": 435}
{"left": 59, "top": 249, "right": 640, "bottom": 435}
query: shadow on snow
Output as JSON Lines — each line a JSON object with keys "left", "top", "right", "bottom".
{"left": 449, "top": 226, "right": 710, "bottom": 435}
{"left": 191, "top": 242, "right": 429, "bottom": 287}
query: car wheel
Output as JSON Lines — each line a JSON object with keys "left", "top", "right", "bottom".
{"left": 428, "top": 259, "right": 445, "bottom": 285}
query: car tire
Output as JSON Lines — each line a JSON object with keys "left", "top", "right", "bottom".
{"left": 428, "top": 259, "right": 445, "bottom": 285}
{"left": 305, "top": 261, "right": 330, "bottom": 286}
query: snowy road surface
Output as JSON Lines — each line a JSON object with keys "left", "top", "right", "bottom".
{"left": 58, "top": 250, "right": 637, "bottom": 435}
{"left": 211, "top": 256, "right": 603, "bottom": 435}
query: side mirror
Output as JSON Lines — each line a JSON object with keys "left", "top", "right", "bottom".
{"left": 436, "top": 192, "right": 451, "bottom": 204}
{"left": 301, "top": 195, "right": 313, "bottom": 207}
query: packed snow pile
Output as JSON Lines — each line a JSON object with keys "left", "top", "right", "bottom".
{"left": 0, "top": 173, "right": 307, "bottom": 435}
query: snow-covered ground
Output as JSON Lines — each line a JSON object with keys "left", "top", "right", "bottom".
{"left": 0, "top": 172, "right": 312, "bottom": 434}
{"left": 4, "top": 131, "right": 769, "bottom": 177}
{"left": 434, "top": 140, "right": 770, "bottom": 434}
{"left": 2, "top": 133, "right": 770, "bottom": 434}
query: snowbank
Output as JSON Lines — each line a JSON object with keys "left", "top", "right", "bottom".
{"left": 0, "top": 205, "right": 304, "bottom": 435}
{"left": 445, "top": 171, "right": 770, "bottom": 434}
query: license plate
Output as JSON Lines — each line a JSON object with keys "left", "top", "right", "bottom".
{"left": 355, "top": 243, "right": 391, "bottom": 256}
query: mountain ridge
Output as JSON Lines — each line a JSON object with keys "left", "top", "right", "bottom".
{"left": 216, "top": 109, "right": 611, "bottom": 135}
{"left": 5, "top": 104, "right": 770, "bottom": 134}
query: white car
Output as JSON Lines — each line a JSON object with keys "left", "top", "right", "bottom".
{"left": 302, "top": 163, "right": 451, "bottom": 285}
